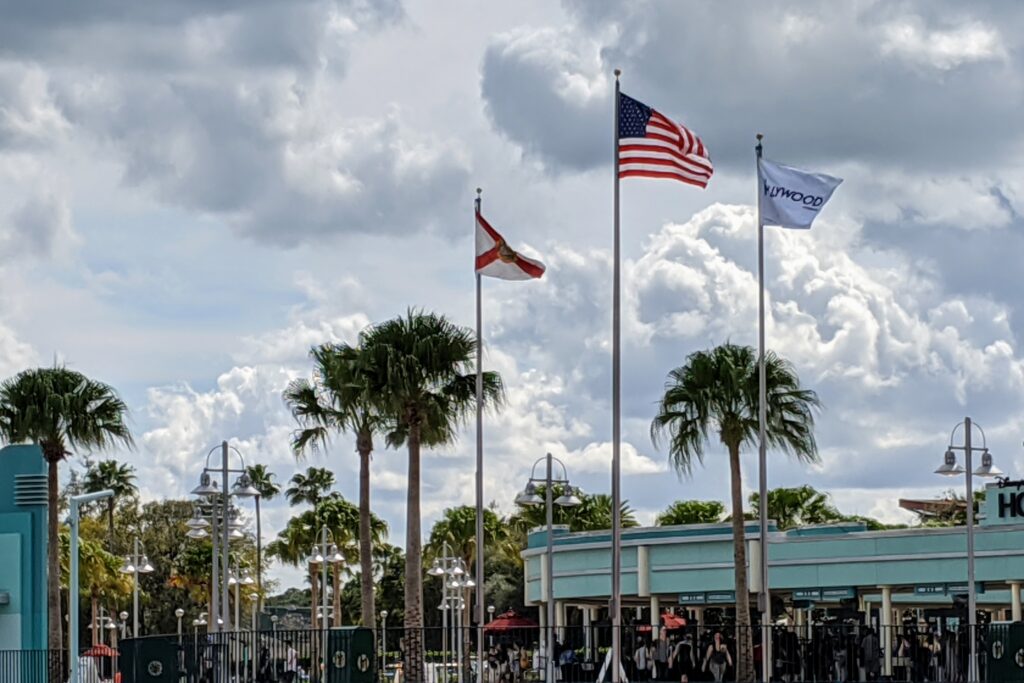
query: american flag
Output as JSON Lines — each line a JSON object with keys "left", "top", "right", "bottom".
{"left": 618, "top": 92, "right": 713, "bottom": 188}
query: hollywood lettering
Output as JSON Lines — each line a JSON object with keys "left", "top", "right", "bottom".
{"left": 999, "top": 491, "right": 1024, "bottom": 518}
{"left": 762, "top": 180, "right": 826, "bottom": 211}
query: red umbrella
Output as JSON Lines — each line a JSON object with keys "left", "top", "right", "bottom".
{"left": 484, "top": 610, "right": 539, "bottom": 632}
{"left": 661, "top": 612, "right": 686, "bottom": 629}
{"left": 83, "top": 644, "right": 117, "bottom": 657}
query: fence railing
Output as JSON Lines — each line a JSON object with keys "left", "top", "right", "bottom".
{"left": 6, "top": 621, "right": 1019, "bottom": 683}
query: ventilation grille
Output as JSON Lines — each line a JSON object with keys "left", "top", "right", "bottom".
{"left": 15, "top": 474, "right": 48, "bottom": 507}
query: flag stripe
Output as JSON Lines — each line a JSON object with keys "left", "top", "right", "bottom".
{"left": 620, "top": 139, "right": 714, "bottom": 173}
{"left": 475, "top": 211, "right": 546, "bottom": 280}
{"left": 619, "top": 146, "right": 713, "bottom": 177}
{"left": 619, "top": 169, "right": 709, "bottom": 187}
{"left": 513, "top": 254, "right": 545, "bottom": 278}
{"left": 619, "top": 157, "right": 712, "bottom": 181}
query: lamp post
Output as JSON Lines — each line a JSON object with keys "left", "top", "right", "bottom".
{"left": 119, "top": 611, "right": 129, "bottom": 640}
{"left": 381, "top": 609, "right": 389, "bottom": 682}
{"left": 175, "top": 608, "right": 185, "bottom": 641}
{"left": 271, "top": 614, "right": 278, "bottom": 633}
{"left": 937, "top": 417, "right": 1001, "bottom": 683}
{"left": 120, "top": 537, "right": 155, "bottom": 638}
{"left": 68, "top": 489, "right": 114, "bottom": 683}
{"left": 307, "top": 527, "right": 346, "bottom": 674}
{"left": 190, "top": 441, "right": 260, "bottom": 632}
{"left": 515, "top": 453, "right": 580, "bottom": 683}
{"left": 430, "top": 544, "right": 475, "bottom": 683}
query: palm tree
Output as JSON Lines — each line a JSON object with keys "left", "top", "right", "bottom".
{"left": 656, "top": 500, "right": 726, "bottom": 526}
{"left": 360, "top": 310, "right": 504, "bottom": 683}
{"left": 268, "top": 496, "right": 386, "bottom": 627}
{"left": 82, "top": 459, "right": 137, "bottom": 553}
{"left": 284, "top": 341, "right": 384, "bottom": 629}
{"left": 0, "top": 367, "right": 133, "bottom": 656}
{"left": 748, "top": 485, "right": 842, "bottom": 531}
{"left": 246, "top": 464, "right": 280, "bottom": 611}
{"left": 285, "top": 466, "right": 335, "bottom": 508}
{"left": 651, "top": 343, "right": 819, "bottom": 682}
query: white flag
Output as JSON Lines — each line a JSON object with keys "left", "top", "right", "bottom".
{"left": 758, "top": 158, "right": 842, "bottom": 230}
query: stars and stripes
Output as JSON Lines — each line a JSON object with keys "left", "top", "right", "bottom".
{"left": 618, "top": 92, "right": 713, "bottom": 188}
{"left": 475, "top": 211, "right": 545, "bottom": 280}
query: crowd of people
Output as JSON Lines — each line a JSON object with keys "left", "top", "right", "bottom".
{"left": 484, "top": 620, "right": 983, "bottom": 683}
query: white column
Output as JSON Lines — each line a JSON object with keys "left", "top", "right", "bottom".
{"left": 637, "top": 546, "right": 650, "bottom": 598}
{"left": 881, "top": 586, "right": 893, "bottom": 678}
{"left": 1011, "top": 582, "right": 1022, "bottom": 622}
{"left": 650, "top": 595, "right": 660, "bottom": 638}
{"left": 556, "top": 601, "right": 566, "bottom": 640}
{"left": 584, "top": 607, "right": 594, "bottom": 661}
{"left": 693, "top": 607, "right": 704, "bottom": 628}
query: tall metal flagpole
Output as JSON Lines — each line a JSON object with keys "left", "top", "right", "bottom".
{"left": 755, "top": 133, "right": 772, "bottom": 682}
{"left": 474, "top": 187, "right": 486, "bottom": 683}
{"left": 611, "top": 67, "right": 623, "bottom": 683}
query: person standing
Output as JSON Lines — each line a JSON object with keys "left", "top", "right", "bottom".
{"left": 284, "top": 640, "right": 298, "bottom": 683}
{"left": 653, "top": 630, "right": 670, "bottom": 680}
{"left": 860, "top": 628, "right": 880, "bottom": 682}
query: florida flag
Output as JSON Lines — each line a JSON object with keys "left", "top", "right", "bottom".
{"left": 475, "top": 212, "right": 545, "bottom": 280}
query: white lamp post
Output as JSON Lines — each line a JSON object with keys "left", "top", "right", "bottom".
{"left": 120, "top": 537, "right": 155, "bottom": 638}
{"left": 190, "top": 441, "right": 259, "bottom": 632}
{"left": 937, "top": 417, "right": 1002, "bottom": 683}
{"left": 515, "top": 453, "right": 580, "bottom": 683}
{"left": 430, "top": 548, "right": 473, "bottom": 683}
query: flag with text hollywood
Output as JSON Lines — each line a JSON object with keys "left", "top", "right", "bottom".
{"left": 758, "top": 158, "right": 842, "bottom": 230}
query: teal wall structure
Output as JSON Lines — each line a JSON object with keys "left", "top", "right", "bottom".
{"left": 0, "top": 445, "right": 48, "bottom": 650}
{"left": 523, "top": 482, "right": 1024, "bottom": 608}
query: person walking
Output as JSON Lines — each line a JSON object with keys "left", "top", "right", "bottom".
{"left": 702, "top": 632, "right": 732, "bottom": 683}
{"left": 283, "top": 640, "right": 298, "bottom": 683}
{"left": 670, "top": 633, "right": 697, "bottom": 683}
{"left": 634, "top": 637, "right": 651, "bottom": 682}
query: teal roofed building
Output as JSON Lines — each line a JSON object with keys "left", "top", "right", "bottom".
{"left": 0, "top": 445, "right": 49, "bottom": 652}
{"left": 522, "top": 482, "right": 1024, "bottom": 633}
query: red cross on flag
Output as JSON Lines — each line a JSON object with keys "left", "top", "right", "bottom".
{"left": 475, "top": 211, "right": 545, "bottom": 280}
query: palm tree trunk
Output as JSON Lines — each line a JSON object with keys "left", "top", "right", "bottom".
{"left": 727, "top": 442, "right": 754, "bottom": 682}
{"left": 333, "top": 567, "right": 342, "bottom": 627}
{"left": 255, "top": 495, "right": 263, "bottom": 614}
{"left": 358, "top": 437, "right": 376, "bottom": 630}
{"left": 47, "top": 457, "right": 63, "bottom": 666}
{"left": 91, "top": 595, "right": 98, "bottom": 646}
{"left": 107, "top": 498, "right": 115, "bottom": 554}
{"left": 404, "top": 421, "right": 425, "bottom": 683}
{"left": 311, "top": 565, "right": 319, "bottom": 629}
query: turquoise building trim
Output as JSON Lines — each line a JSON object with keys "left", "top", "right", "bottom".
{"left": 0, "top": 445, "right": 49, "bottom": 650}
{"left": 523, "top": 482, "right": 1024, "bottom": 609}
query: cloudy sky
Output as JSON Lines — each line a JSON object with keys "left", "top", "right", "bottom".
{"left": 2, "top": 0, "right": 1022, "bottom": 590}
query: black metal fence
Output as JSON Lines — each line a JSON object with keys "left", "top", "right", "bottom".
{"left": 0, "top": 649, "right": 63, "bottom": 683}
{"left": 4, "top": 622, "right": 1021, "bottom": 682}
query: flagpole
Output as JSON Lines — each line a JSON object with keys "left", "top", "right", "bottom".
{"left": 474, "top": 188, "right": 486, "bottom": 683}
{"left": 611, "top": 67, "right": 623, "bottom": 683}
{"left": 755, "top": 133, "right": 772, "bottom": 682}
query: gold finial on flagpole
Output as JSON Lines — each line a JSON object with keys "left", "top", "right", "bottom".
{"left": 614, "top": 68, "right": 621, "bottom": 78}
{"left": 756, "top": 133, "right": 763, "bottom": 141}
{"left": 476, "top": 187, "right": 482, "bottom": 197}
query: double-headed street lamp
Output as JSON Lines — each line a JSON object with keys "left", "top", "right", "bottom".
{"left": 120, "top": 537, "right": 155, "bottom": 638}
{"left": 937, "top": 417, "right": 1002, "bottom": 683}
{"left": 515, "top": 453, "right": 580, "bottom": 683}
{"left": 189, "top": 441, "right": 259, "bottom": 631}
